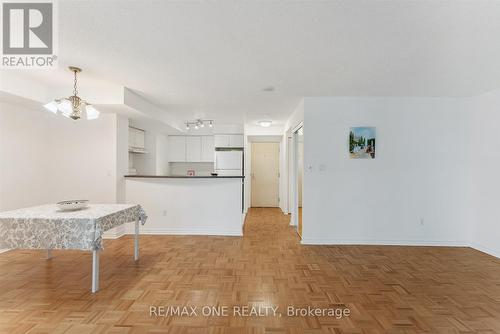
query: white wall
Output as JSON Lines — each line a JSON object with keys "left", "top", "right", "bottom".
{"left": 0, "top": 103, "right": 52, "bottom": 211}
{"left": 47, "top": 113, "right": 118, "bottom": 203}
{"left": 301, "top": 97, "right": 473, "bottom": 246}
{"left": 0, "top": 102, "right": 122, "bottom": 212}
{"left": 468, "top": 90, "right": 500, "bottom": 257}
{"left": 116, "top": 115, "right": 129, "bottom": 204}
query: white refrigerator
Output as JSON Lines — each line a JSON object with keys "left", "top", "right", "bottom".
{"left": 215, "top": 150, "right": 243, "bottom": 176}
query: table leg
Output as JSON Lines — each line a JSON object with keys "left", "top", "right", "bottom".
{"left": 46, "top": 249, "right": 52, "bottom": 259}
{"left": 92, "top": 250, "right": 99, "bottom": 293}
{"left": 134, "top": 219, "right": 139, "bottom": 261}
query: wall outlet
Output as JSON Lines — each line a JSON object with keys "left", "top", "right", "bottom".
{"left": 420, "top": 218, "right": 425, "bottom": 226}
{"left": 162, "top": 210, "right": 167, "bottom": 216}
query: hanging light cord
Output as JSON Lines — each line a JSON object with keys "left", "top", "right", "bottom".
{"left": 73, "top": 70, "right": 78, "bottom": 97}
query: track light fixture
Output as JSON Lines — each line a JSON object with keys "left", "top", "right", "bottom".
{"left": 185, "top": 119, "right": 214, "bottom": 131}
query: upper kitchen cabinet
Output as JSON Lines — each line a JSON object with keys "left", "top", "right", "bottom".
{"left": 214, "top": 134, "right": 244, "bottom": 148}
{"left": 168, "top": 136, "right": 186, "bottom": 162}
{"left": 168, "top": 135, "right": 215, "bottom": 162}
{"left": 201, "top": 136, "right": 215, "bottom": 162}
{"left": 186, "top": 136, "right": 202, "bottom": 162}
{"left": 129, "top": 127, "right": 146, "bottom": 152}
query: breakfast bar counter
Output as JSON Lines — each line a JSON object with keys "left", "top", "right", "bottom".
{"left": 125, "top": 176, "right": 245, "bottom": 236}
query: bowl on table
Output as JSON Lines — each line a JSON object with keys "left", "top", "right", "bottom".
{"left": 57, "top": 200, "right": 89, "bottom": 211}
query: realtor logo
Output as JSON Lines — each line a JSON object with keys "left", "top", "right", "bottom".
{"left": 1, "top": 0, "right": 57, "bottom": 68}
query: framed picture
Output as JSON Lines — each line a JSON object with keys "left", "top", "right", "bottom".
{"left": 349, "top": 127, "right": 376, "bottom": 159}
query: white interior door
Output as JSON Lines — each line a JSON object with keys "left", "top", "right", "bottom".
{"left": 251, "top": 142, "right": 279, "bottom": 207}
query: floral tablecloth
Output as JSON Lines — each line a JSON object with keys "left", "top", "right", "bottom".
{"left": 0, "top": 204, "right": 147, "bottom": 251}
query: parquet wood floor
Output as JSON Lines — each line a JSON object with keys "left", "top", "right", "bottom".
{"left": 0, "top": 208, "right": 499, "bottom": 333}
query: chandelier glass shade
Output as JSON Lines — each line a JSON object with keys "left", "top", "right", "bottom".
{"left": 43, "top": 66, "right": 100, "bottom": 120}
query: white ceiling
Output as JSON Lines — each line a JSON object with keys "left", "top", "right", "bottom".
{"left": 9, "top": 0, "right": 500, "bottom": 126}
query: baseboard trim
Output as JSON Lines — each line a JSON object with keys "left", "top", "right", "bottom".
{"left": 136, "top": 229, "right": 242, "bottom": 236}
{"left": 300, "top": 238, "right": 469, "bottom": 247}
{"left": 0, "top": 249, "right": 10, "bottom": 254}
{"left": 102, "top": 226, "right": 126, "bottom": 239}
{"left": 102, "top": 231, "right": 126, "bottom": 239}
{"left": 124, "top": 225, "right": 242, "bottom": 236}
{"left": 470, "top": 242, "right": 500, "bottom": 259}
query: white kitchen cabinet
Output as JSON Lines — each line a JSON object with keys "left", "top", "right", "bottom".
{"left": 169, "top": 136, "right": 186, "bottom": 162}
{"left": 169, "top": 135, "right": 216, "bottom": 162}
{"left": 214, "top": 134, "right": 244, "bottom": 148}
{"left": 201, "top": 136, "right": 215, "bottom": 162}
{"left": 136, "top": 130, "right": 145, "bottom": 149}
{"left": 229, "top": 134, "right": 244, "bottom": 147}
{"left": 128, "top": 129, "right": 135, "bottom": 148}
{"left": 129, "top": 127, "right": 146, "bottom": 151}
{"left": 214, "top": 135, "right": 230, "bottom": 148}
{"left": 186, "top": 136, "right": 202, "bottom": 162}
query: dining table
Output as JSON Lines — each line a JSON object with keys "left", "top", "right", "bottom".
{"left": 0, "top": 203, "right": 147, "bottom": 293}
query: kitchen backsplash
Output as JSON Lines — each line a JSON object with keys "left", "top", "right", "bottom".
{"left": 169, "top": 162, "right": 215, "bottom": 176}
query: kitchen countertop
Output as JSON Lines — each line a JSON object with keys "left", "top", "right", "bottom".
{"left": 125, "top": 175, "right": 245, "bottom": 179}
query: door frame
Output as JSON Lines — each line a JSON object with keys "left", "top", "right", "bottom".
{"left": 289, "top": 122, "right": 303, "bottom": 228}
{"left": 286, "top": 134, "right": 292, "bottom": 214}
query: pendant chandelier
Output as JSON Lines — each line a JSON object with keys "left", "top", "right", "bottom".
{"left": 43, "top": 66, "right": 100, "bottom": 120}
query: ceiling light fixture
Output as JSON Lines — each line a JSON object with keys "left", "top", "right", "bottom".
{"left": 258, "top": 120, "right": 272, "bottom": 127}
{"left": 185, "top": 119, "right": 214, "bottom": 131}
{"left": 43, "top": 66, "right": 100, "bottom": 120}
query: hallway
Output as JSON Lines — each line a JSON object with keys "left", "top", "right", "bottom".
{"left": 0, "top": 208, "right": 499, "bottom": 333}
